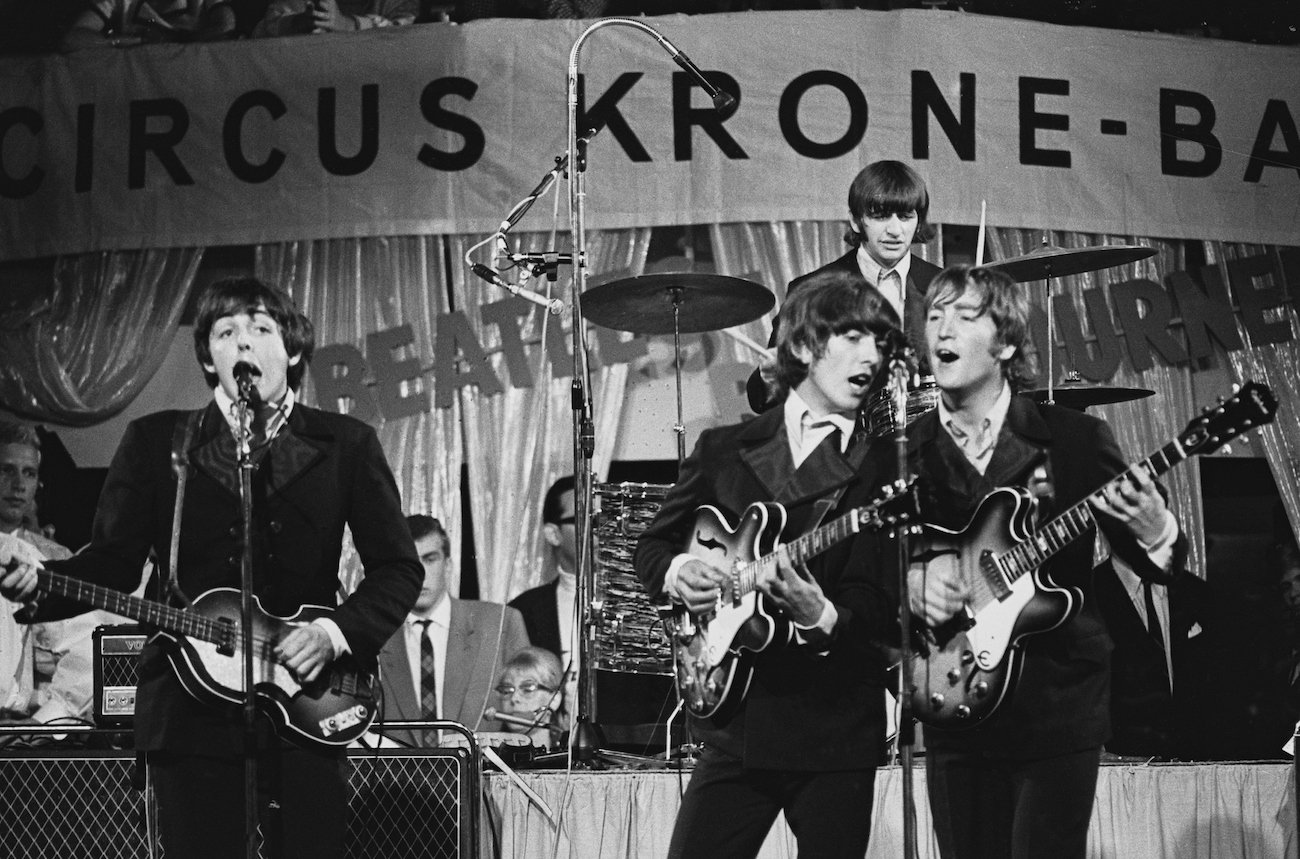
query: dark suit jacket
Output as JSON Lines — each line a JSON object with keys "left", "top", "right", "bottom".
{"left": 40, "top": 402, "right": 422, "bottom": 756}
{"left": 378, "top": 598, "right": 530, "bottom": 745}
{"left": 908, "top": 395, "right": 1180, "bottom": 759}
{"left": 746, "top": 250, "right": 943, "bottom": 413}
{"left": 1094, "top": 564, "right": 1207, "bottom": 757}
{"left": 508, "top": 579, "right": 561, "bottom": 658}
{"left": 634, "top": 407, "right": 898, "bottom": 771}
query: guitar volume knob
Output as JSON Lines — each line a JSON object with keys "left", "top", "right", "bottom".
{"left": 973, "top": 681, "right": 988, "bottom": 697}
{"left": 929, "top": 693, "right": 945, "bottom": 707}
{"left": 947, "top": 668, "right": 962, "bottom": 684}
{"left": 961, "top": 651, "right": 975, "bottom": 664}
{"left": 956, "top": 705, "right": 971, "bottom": 719}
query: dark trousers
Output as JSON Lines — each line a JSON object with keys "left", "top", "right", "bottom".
{"left": 668, "top": 747, "right": 877, "bottom": 859}
{"left": 149, "top": 748, "right": 349, "bottom": 859}
{"left": 925, "top": 745, "right": 1101, "bottom": 859}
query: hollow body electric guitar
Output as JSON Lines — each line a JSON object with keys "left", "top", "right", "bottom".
{"left": 908, "top": 382, "right": 1277, "bottom": 730}
{"left": 668, "top": 479, "right": 917, "bottom": 721}
{"left": 0, "top": 541, "right": 378, "bottom": 751}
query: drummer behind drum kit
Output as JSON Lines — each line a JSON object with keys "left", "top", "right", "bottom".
{"left": 580, "top": 242, "right": 1159, "bottom": 696}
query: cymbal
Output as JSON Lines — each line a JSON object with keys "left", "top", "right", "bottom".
{"left": 582, "top": 273, "right": 774, "bottom": 335}
{"left": 982, "top": 244, "right": 1157, "bottom": 282}
{"left": 1021, "top": 380, "right": 1155, "bottom": 409}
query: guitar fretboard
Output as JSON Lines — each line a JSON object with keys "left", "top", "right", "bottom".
{"left": 37, "top": 569, "right": 230, "bottom": 647}
{"left": 997, "top": 438, "right": 1187, "bottom": 583}
{"left": 733, "top": 505, "right": 875, "bottom": 598}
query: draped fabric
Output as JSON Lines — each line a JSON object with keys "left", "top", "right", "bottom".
{"left": 484, "top": 763, "right": 1293, "bottom": 859}
{"left": 0, "top": 248, "right": 203, "bottom": 426}
{"left": 1202, "top": 242, "right": 1300, "bottom": 544}
{"left": 987, "top": 228, "right": 1206, "bottom": 578}
{"left": 452, "top": 227, "right": 651, "bottom": 604}
{"left": 257, "top": 236, "right": 462, "bottom": 596}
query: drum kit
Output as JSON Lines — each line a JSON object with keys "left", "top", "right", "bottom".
{"left": 579, "top": 240, "right": 1158, "bottom": 680}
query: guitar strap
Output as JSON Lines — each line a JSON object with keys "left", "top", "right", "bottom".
{"left": 163, "top": 409, "right": 204, "bottom": 610}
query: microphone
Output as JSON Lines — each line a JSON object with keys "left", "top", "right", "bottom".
{"left": 470, "top": 263, "right": 564, "bottom": 315}
{"left": 233, "top": 361, "right": 262, "bottom": 404}
{"left": 483, "top": 706, "right": 550, "bottom": 730}
{"left": 500, "top": 251, "right": 575, "bottom": 268}
{"left": 657, "top": 36, "right": 736, "bottom": 112}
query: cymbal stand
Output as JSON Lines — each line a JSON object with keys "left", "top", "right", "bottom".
{"left": 668, "top": 287, "right": 688, "bottom": 465}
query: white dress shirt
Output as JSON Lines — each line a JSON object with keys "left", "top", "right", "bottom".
{"left": 857, "top": 246, "right": 913, "bottom": 326}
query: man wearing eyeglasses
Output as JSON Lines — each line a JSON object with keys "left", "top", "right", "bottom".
{"left": 378, "top": 514, "right": 530, "bottom": 746}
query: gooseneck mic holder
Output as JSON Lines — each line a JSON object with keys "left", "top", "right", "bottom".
{"left": 233, "top": 362, "right": 260, "bottom": 859}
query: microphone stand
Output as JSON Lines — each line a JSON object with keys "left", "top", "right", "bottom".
{"left": 888, "top": 348, "right": 921, "bottom": 859}
{"left": 234, "top": 379, "right": 260, "bottom": 859}
{"left": 565, "top": 15, "right": 730, "bottom": 769}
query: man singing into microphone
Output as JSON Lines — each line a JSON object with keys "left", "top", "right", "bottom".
{"left": 0, "top": 277, "right": 422, "bottom": 859}
{"left": 635, "top": 270, "right": 902, "bottom": 858}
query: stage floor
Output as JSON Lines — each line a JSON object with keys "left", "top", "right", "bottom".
{"left": 484, "top": 761, "right": 1297, "bottom": 859}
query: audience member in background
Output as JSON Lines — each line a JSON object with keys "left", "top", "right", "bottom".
{"left": 0, "top": 422, "right": 105, "bottom": 742}
{"left": 378, "top": 514, "right": 530, "bottom": 746}
{"left": 253, "top": 0, "right": 415, "bottom": 35}
{"left": 508, "top": 475, "right": 578, "bottom": 726}
{"left": 62, "top": 0, "right": 236, "bottom": 49}
{"left": 493, "top": 646, "right": 564, "bottom": 749}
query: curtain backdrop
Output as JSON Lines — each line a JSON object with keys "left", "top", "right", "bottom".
{"left": 258, "top": 236, "right": 463, "bottom": 596}
{"left": 988, "top": 228, "right": 1206, "bottom": 577}
{"left": 0, "top": 248, "right": 202, "bottom": 426}
{"left": 1202, "top": 241, "right": 1300, "bottom": 547}
{"left": 454, "top": 227, "right": 651, "bottom": 604}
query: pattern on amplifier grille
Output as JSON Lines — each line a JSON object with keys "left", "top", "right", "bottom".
{"left": 4, "top": 756, "right": 151, "bottom": 859}
{"left": 345, "top": 753, "right": 466, "bottom": 859}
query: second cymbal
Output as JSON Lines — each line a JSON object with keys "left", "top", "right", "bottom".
{"left": 982, "top": 244, "right": 1157, "bottom": 282}
{"left": 582, "top": 273, "right": 774, "bottom": 335}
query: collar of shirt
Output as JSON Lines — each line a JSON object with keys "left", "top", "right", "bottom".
{"left": 783, "top": 388, "right": 854, "bottom": 464}
{"left": 214, "top": 385, "right": 295, "bottom": 433}
{"left": 936, "top": 382, "right": 1012, "bottom": 472}
{"left": 857, "top": 247, "right": 912, "bottom": 322}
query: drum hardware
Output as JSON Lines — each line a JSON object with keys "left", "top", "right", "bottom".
{"left": 1021, "top": 369, "right": 1154, "bottom": 410}
{"left": 981, "top": 241, "right": 1158, "bottom": 404}
{"left": 864, "top": 375, "right": 940, "bottom": 438}
{"left": 583, "top": 272, "right": 774, "bottom": 463}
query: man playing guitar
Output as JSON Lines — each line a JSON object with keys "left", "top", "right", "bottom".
{"left": 635, "top": 269, "right": 903, "bottom": 858}
{"left": 908, "top": 265, "right": 1181, "bottom": 859}
{"left": 0, "top": 277, "right": 421, "bottom": 859}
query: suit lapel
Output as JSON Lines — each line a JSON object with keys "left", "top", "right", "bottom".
{"left": 188, "top": 401, "right": 326, "bottom": 498}
{"left": 738, "top": 410, "right": 795, "bottom": 500}
{"left": 443, "top": 600, "right": 474, "bottom": 725}
{"left": 984, "top": 397, "right": 1052, "bottom": 496}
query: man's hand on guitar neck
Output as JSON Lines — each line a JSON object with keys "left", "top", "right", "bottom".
{"left": 759, "top": 545, "right": 829, "bottom": 628}
{"left": 1090, "top": 467, "right": 1175, "bottom": 549}
{"left": 908, "top": 564, "right": 969, "bottom": 628}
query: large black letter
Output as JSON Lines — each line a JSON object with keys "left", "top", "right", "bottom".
{"left": 418, "top": 77, "right": 484, "bottom": 171}
{"left": 778, "top": 71, "right": 867, "bottom": 160}
{"left": 319, "top": 84, "right": 379, "bottom": 177}
{"left": 224, "top": 90, "right": 287, "bottom": 184}
{"left": 1167, "top": 266, "right": 1242, "bottom": 362}
{"left": 912, "top": 70, "right": 975, "bottom": 161}
{"left": 1111, "top": 278, "right": 1188, "bottom": 372}
{"left": 1018, "top": 77, "right": 1070, "bottom": 168}
{"left": 128, "top": 98, "right": 192, "bottom": 189}
{"left": 578, "top": 73, "right": 651, "bottom": 163}
{"left": 1244, "top": 99, "right": 1300, "bottom": 183}
{"left": 0, "top": 107, "right": 44, "bottom": 198}
{"left": 672, "top": 70, "right": 745, "bottom": 161}
{"left": 75, "top": 104, "right": 93, "bottom": 193}
{"left": 1159, "top": 88, "right": 1221, "bottom": 178}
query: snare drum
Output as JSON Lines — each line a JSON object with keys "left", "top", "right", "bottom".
{"left": 592, "top": 482, "right": 674, "bottom": 676}
{"left": 865, "top": 376, "right": 939, "bottom": 437}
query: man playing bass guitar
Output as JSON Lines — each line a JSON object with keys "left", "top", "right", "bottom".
{"left": 0, "top": 277, "right": 421, "bottom": 859}
{"left": 908, "top": 264, "right": 1181, "bottom": 859}
{"left": 635, "top": 269, "right": 903, "bottom": 859}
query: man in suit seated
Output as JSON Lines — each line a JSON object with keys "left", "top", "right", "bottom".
{"left": 378, "top": 514, "right": 529, "bottom": 746}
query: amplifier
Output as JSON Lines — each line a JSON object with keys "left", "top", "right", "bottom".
{"left": 93, "top": 624, "right": 146, "bottom": 727}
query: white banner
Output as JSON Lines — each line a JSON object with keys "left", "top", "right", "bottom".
{"left": 1, "top": 10, "right": 1297, "bottom": 261}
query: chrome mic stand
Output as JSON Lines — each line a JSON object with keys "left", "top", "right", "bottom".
{"left": 234, "top": 373, "right": 261, "bottom": 859}
{"left": 565, "top": 17, "right": 734, "bottom": 765}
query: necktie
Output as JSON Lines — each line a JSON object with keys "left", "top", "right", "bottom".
{"left": 417, "top": 619, "right": 438, "bottom": 720}
{"left": 1143, "top": 581, "right": 1165, "bottom": 652}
